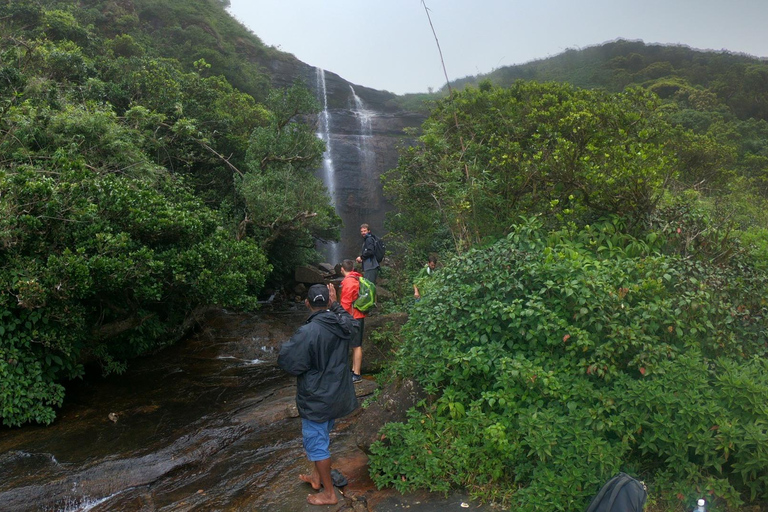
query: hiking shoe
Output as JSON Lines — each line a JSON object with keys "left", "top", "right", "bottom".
{"left": 352, "top": 373, "right": 362, "bottom": 384}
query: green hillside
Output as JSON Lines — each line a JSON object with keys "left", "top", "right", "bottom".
{"left": 40, "top": 0, "right": 303, "bottom": 99}
{"left": 451, "top": 39, "right": 768, "bottom": 122}
{"left": 399, "top": 40, "right": 768, "bottom": 207}
{"left": 0, "top": 0, "right": 337, "bottom": 426}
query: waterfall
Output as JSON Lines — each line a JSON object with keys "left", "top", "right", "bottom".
{"left": 349, "top": 85, "right": 375, "bottom": 173}
{"left": 316, "top": 68, "right": 335, "bottom": 198}
{"left": 315, "top": 68, "right": 341, "bottom": 263}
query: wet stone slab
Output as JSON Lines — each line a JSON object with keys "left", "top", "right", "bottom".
{"left": 0, "top": 309, "right": 491, "bottom": 511}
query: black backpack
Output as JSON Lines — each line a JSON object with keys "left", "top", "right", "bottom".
{"left": 371, "top": 234, "right": 386, "bottom": 263}
{"left": 585, "top": 473, "right": 647, "bottom": 512}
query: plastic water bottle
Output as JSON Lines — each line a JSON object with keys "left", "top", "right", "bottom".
{"left": 694, "top": 498, "right": 706, "bottom": 512}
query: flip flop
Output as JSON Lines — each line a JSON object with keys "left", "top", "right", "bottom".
{"left": 331, "top": 469, "right": 348, "bottom": 488}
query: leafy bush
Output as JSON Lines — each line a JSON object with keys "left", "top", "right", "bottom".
{"left": 0, "top": 160, "right": 270, "bottom": 426}
{"left": 369, "top": 220, "right": 768, "bottom": 510}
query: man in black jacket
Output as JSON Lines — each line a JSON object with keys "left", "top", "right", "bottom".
{"left": 356, "top": 223, "right": 380, "bottom": 283}
{"left": 277, "top": 283, "right": 358, "bottom": 506}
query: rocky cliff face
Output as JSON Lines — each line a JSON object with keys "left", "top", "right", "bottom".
{"left": 263, "top": 56, "right": 425, "bottom": 260}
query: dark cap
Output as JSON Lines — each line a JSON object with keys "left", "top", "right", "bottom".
{"left": 307, "top": 284, "right": 329, "bottom": 308}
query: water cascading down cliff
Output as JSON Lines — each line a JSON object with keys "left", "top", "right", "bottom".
{"left": 311, "top": 67, "right": 423, "bottom": 262}
{"left": 314, "top": 68, "right": 341, "bottom": 263}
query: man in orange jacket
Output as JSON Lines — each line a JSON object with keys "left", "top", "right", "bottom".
{"left": 339, "top": 259, "right": 366, "bottom": 383}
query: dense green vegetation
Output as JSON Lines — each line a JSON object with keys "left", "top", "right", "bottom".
{"left": 394, "top": 41, "right": 768, "bottom": 210}
{"left": 387, "top": 39, "right": 768, "bottom": 266}
{"left": 375, "top": 77, "right": 768, "bottom": 510}
{"left": 3, "top": 1, "right": 768, "bottom": 509}
{"left": 0, "top": 0, "right": 338, "bottom": 426}
{"left": 372, "top": 219, "right": 768, "bottom": 511}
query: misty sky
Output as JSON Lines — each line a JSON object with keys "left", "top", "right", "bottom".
{"left": 227, "top": 0, "right": 768, "bottom": 95}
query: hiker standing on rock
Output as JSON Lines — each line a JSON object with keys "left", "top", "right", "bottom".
{"left": 356, "top": 223, "right": 380, "bottom": 284}
{"left": 277, "top": 284, "right": 358, "bottom": 506}
{"left": 340, "top": 259, "right": 366, "bottom": 384}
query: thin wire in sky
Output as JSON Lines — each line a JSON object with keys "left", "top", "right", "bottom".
{"left": 421, "top": 0, "right": 452, "bottom": 95}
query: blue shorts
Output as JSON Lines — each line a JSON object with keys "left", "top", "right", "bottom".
{"left": 302, "top": 418, "right": 335, "bottom": 461}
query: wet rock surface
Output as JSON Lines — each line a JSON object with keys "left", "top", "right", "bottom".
{"left": 0, "top": 309, "right": 490, "bottom": 511}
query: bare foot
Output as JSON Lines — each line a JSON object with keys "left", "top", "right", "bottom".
{"left": 299, "top": 473, "right": 321, "bottom": 490}
{"left": 307, "top": 491, "right": 338, "bottom": 506}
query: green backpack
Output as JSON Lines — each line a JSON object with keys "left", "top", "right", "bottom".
{"left": 353, "top": 276, "right": 376, "bottom": 312}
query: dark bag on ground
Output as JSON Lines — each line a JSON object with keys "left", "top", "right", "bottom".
{"left": 585, "top": 472, "right": 647, "bottom": 512}
{"left": 371, "top": 234, "right": 385, "bottom": 263}
{"left": 353, "top": 276, "right": 376, "bottom": 312}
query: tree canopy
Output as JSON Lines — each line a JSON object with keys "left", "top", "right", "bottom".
{"left": 384, "top": 81, "right": 730, "bottom": 259}
{"left": 0, "top": 0, "right": 338, "bottom": 426}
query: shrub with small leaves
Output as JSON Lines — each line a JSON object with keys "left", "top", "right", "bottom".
{"left": 369, "top": 219, "right": 768, "bottom": 510}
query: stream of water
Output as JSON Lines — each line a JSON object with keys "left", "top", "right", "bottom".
{"left": 0, "top": 308, "right": 328, "bottom": 511}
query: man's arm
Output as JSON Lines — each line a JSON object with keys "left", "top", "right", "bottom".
{"left": 277, "top": 330, "right": 311, "bottom": 376}
{"left": 329, "top": 301, "right": 360, "bottom": 338}
{"left": 413, "top": 267, "right": 427, "bottom": 298}
{"left": 360, "top": 236, "right": 375, "bottom": 260}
